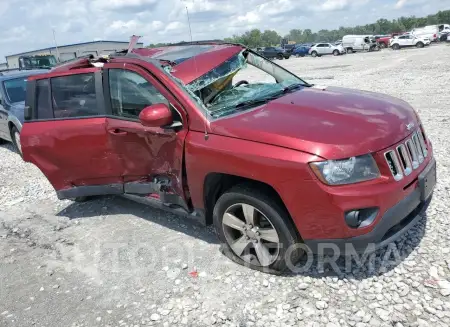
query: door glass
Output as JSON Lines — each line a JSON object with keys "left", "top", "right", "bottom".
{"left": 36, "top": 79, "right": 53, "bottom": 119}
{"left": 51, "top": 73, "right": 100, "bottom": 118}
{"left": 109, "top": 69, "right": 169, "bottom": 119}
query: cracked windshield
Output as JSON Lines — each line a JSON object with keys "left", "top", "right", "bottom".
{"left": 187, "top": 51, "right": 307, "bottom": 118}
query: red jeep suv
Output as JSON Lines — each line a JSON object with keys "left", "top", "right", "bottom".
{"left": 21, "top": 42, "right": 436, "bottom": 272}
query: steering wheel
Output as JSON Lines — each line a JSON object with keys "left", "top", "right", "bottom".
{"left": 234, "top": 80, "right": 249, "bottom": 88}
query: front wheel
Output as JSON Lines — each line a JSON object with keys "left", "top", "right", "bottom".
{"left": 333, "top": 50, "right": 339, "bottom": 56}
{"left": 379, "top": 43, "right": 386, "bottom": 49}
{"left": 416, "top": 42, "right": 424, "bottom": 48}
{"left": 213, "top": 185, "right": 303, "bottom": 273}
{"left": 311, "top": 51, "right": 318, "bottom": 57}
{"left": 277, "top": 54, "right": 284, "bottom": 60}
{"left": 346, "top": 48, "right": 353, "bottom": 54}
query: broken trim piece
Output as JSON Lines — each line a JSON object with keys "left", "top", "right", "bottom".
{"left": 56, "top": 184, "right": 123, "bottom": 200}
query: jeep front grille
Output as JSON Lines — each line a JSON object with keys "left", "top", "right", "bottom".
{"left": 384, "top": 130, "right": 428, "bottom": 181}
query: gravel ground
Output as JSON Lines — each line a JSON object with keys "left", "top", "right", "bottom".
{"left": 1, "top": 44, "right": 450, "bottom": 327}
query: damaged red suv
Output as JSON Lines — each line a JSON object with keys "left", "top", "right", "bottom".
{"left": 21, "top": 42, "right": 436, "bottom": 272}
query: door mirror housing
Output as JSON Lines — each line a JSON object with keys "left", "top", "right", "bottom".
{"left": 139, "top": 103, "right": 173, "bottom": 128}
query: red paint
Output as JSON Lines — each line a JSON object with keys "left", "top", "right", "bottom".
{"left": 139, "top": 104, "right": 173, "bottom": 127}
{"left": 21, "top": 118, "right": 123, "bottom": 190}
{"left": 21, "top": 43, "right": 434, "bottom": 245}
{"left": 132, "top": 44, "right": 243, "bottom": 84}
{"left": 170, "top": 45, "right": 242, "bottom": 84}
{"left": 210, "top": 86, "right": 419, "bottom": 160}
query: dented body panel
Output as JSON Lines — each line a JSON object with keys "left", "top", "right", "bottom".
{"left": 132, "top": 44, "right": 243, "bottom": 85}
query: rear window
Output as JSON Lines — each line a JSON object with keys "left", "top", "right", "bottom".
{"left": 51, "top": 73, "right": 99, "bottom": 118}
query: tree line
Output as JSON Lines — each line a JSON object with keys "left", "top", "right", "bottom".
{"left": 147, "top": 10, "right": 450, "bottom": 48}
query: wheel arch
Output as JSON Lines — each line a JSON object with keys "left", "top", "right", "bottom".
{"left": 8, "top": 119, "right": 22, "bottom": 134}
{"left": 203, "top": 172, "right": 300, "bottom": 238}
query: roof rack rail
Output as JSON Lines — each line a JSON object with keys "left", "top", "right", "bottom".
{"left": 53, "top": 54, "right": 95, "bottom": 68}
{"left": 168, "top": 40, "right": 226, "bottom": 46}
{"left": 50, "top": 54, "right": 95, "bottom": 72}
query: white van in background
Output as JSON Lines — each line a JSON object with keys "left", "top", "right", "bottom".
{"left": 342, "top": 35, "right": 379, "bottom": 53}
{"left": 411, "top": 25, "right": 440, "bottom": 42}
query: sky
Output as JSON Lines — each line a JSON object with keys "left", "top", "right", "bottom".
{"left": 0, "top": 0, "right": 449, "bottom": 60}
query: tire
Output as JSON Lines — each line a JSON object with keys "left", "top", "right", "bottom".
{"left": 213, "top": 184, "right": 303, "bottom": 274}
{"left": 311, "top": 51, "right": 318, "bottom": 57}
{"left": 277, "top": 54, "right": 284, "bottom": 60}
{"left": 416, "top": 42, "right": 424, "bottom": 48}
{"left": 10, "top": 126, "right": 22, "bottom": 157}
{"left": 333, "top": 50, "right": 339, "bottom": 56}
{"left": 346, "top": 48, "right": 353, "bottom": 54}
{"left": 392, "top": 44, "right": 400, "bottom": 50}
{"left": 379, "top": 43, "right": 386, "bottom": 49}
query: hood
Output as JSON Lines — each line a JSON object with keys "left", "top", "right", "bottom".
{"left": 210, "top": 86, "right": 420, "bottom": 160}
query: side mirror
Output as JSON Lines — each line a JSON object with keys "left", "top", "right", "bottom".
{"left": 139, "top": 103, "right": 173, "bottom": 128}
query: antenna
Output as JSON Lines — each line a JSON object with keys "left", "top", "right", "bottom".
{"left": 52, "top": 28, "right": 60, "bottom": 61}
{"left": 184, "top": 3, "right": 209, "bottom": 140}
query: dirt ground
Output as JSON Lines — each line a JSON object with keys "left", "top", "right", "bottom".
{"left": 1, "top": 44, "right": 450, "bottom": 327}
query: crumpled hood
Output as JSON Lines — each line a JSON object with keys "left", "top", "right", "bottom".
{"left": 209, "top": 86, "right": 420, "bottom": 160}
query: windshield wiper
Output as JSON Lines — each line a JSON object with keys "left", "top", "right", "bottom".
{"left": 283, "top": 83, "right": 303, "bottom": 93}
{"left": 234, "top": 98, "right": 272, "bottom": 109}
{"left": 234, "top": 85, "right": 302, "bottom": 109}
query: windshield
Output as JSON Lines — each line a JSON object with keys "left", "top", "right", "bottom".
{"left": 186, "top": 51, "right": 307, "bottom": 118}
{"left": 3, "top": 77, "right": 27, "bottom": 103}
{"left": 23, "top": 56, "right": 57, "bottom": 68}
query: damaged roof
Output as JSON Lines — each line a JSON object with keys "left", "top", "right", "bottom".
{"left": 132, "top": 43, "right": 244, "bottom": 85}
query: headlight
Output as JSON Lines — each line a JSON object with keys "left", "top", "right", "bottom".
{"left": 309, "top": 154, "right": 380, "bottom": 185}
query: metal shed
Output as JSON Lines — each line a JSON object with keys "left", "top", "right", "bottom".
{"left": 5, "top": 40, "right": 144, "bottom": 68}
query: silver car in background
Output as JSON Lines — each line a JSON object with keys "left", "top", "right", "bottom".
{"left": 0, "top": 70, "right": 47, "bottom": 155}
{"left": 308, "top": 43, "right": 346, "bottom": 57}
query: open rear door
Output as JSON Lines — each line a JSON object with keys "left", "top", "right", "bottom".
{"left": 21, "top": 68, "right": 125, "bottom": 199}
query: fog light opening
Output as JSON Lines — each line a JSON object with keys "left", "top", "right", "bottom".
{"left": 345, "top": 207, "right": 379, "bottom": 229}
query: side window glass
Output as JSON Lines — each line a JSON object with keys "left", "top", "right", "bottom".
{"left": 35, "top": 79, "right": 53, "bottom": 119}
{"left": 51, "top": 73, "right": 99, "bottom": 118}
{"left": 108, "top": 69, "right": 169, "bottom": 119}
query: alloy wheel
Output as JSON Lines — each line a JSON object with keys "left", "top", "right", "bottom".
{"left": 222, "top": 203, "right": 280, "bottom": 267}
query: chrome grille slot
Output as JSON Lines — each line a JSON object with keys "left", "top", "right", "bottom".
{"left": 385, "top": 150, "right": 403, "bottom": 181}
{"left": 417, "top": 130, "right": 428, "bottom": 158}
{"left": 405, "top": 139, "right": 419, "bottom": 169}
{"left": 384, "top": 128, "right": 430, "bottom": 181}
{"left": 412, "top": 133, "right": 424, "bottom": 164}
{"left": 397, "top": 144, "right": 412, "bottom": 176}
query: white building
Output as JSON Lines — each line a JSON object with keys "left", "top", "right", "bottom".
{"left": 0, "top": 62, "right": 7, "bottom": 70}
{"left": 5, "top": 40, "right": 144, "bottom": 69}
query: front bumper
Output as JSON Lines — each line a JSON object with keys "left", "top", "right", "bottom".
{"left": 304, "top": 158, "right": 436, "bottom": 255}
